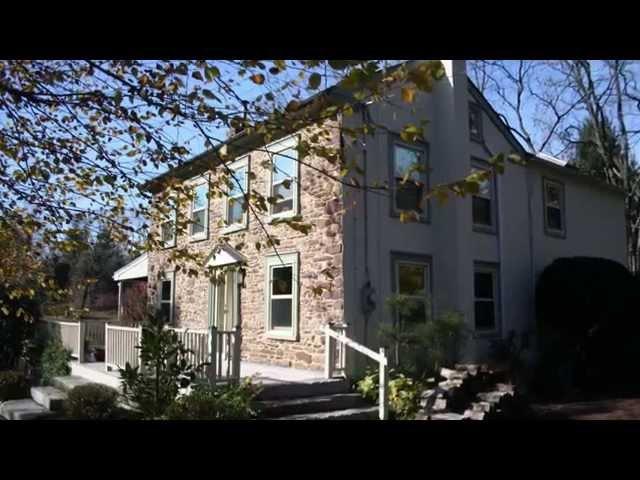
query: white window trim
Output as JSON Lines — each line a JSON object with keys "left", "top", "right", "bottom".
{"left": 543, "top": 177, "right": 566, "bottom": 238}
{"left": 265, "top": 252, "right": 299, "bottom": 341}
{"left": 221, "top": 156, "right": 250, "bottom": 235}
{"left": 158, "top": 270, "right": 176, "bottom": 324}
{"left": 266, "top": 135, "right": 300, "bottom": 221}
{"left": 473, "top": 263, "right": 501, "bottom": 335}
{"left": 188, "top": 175, "right": 209, "bottom": 242}
{"left": 471, "top": 159, "right": 497, "bottom": 234}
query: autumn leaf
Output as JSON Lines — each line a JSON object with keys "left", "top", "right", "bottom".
{"left": 250, "top": 73, "right": 265, "bottom": 85}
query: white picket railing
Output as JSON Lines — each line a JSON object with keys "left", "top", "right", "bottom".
{"left": 104, "top": 323, "right": 241, "bottom": 383}
{"left": 324, "top": 323, "right": 389, "bottom": 420}
{"left": 84, "top": 319, "right": 106, "bottom": 348}
{"left": 41, "top": 318, "right": 84, "bottom": 360}
{"left": 105, "top": 323, "right": 141, "bottom": 371}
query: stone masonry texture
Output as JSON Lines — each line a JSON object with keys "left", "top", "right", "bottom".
{"left": 147, "top": 121, "right": 345, "bottom": 370}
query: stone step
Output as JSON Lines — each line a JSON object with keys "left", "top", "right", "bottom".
{"left": 50, "top": 375, "right": 93, "bottom": 392}
{"left": 30, "top": 386, "right": 67, "bottom": 412}
{"left": 274, "top": 406, "right": 379, "bottom": 420}
{"left": 256, "top": 378, "right": 349, "bottom": 401}
{"left": 257, "top": 393, "right": 366, "bottom": 418}
{"left": 429, "top": 412, "right": 466, "bottom": 420}
{"left": 0, "top": 399, "right": 59, "bottom": 420}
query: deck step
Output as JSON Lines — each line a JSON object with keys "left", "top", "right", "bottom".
{"left": 0, "top": 399, "right": 59, "bottom": 420}
{"left": 275, "top": 406, "right": 379, "bottom": 420}
{"left": 50, "top": 375, "right": 93, "bottom": 392}
{"left": 256, "top": 378, "right": 349, "bottom": 401}
{"left": 257, "top": 393, "right": 366, "bottom": 418}
{"left": 30, "top": 386, "right": 67, "bottom": 412}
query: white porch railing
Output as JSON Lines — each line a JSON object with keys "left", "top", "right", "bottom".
{"left": 104, "top": 323, "right": 241, "bottom": 384}
{"left": 324, "top": 323, "right": 389, "bottom": 420}
{"left": 41, "top": 318, "right": 85, "bottom": 360}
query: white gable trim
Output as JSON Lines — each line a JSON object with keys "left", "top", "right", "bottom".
{"left": 205, "top": 244, "right": 247, "bottom": 268}
{"left": 113, "top": 253, "right": 148, "bottom": 281}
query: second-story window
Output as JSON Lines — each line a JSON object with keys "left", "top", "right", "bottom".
{"left": 469, "top": 103, "right": 483, "bottom": 142}
{"left": 471, "top": 160, "right": 496, "bottom": 233}
{"left": 543, "top": 178, "right": 566, "bottom": 237}
{"left": 189, "top": 181, "right": 209, "bottom": 240}
{"left": 269, "top": 136, "right": 299, "bottom": 218}
{"left": 391, "top": 139, "right": 429, "bottom": 220}
{"left": 224, "top": 156, "right": 249, "bottom": 231}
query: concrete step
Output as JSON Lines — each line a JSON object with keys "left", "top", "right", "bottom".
{"left": 0, "top": 399, "right": 59, "bottom": 420}
{"left": 275, "top": 406, "right": 379, "bottom": 420}
{"left": 257, "top": 393, "right": 366, "bottom": 418}
{"left": 30, "top": 386, "right": 67, "bottom": 412}
{"left": 256, "top": 378, "right": 349, "bottom": 401}
{"left": 50, "top": 375, "right": 93, "bottom": 392}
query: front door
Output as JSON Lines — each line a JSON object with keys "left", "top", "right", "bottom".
{"left": 210, "top": 270, "right": 240, "bottom": 359}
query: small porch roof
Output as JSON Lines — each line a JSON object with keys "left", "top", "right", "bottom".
{"left": 112, "top": 253, "right": 148, "bottom": 282}
{"left": 205, "top": 244, "right": 247, "bottom": 268}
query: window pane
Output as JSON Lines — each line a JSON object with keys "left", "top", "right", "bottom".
{"left": 272, "top": 266, "right": 292, "bottom": 295}
{"left": 394, "top": 145, "right": 423, "bottom": 181}
{"left": 274, "top": 149, "right": 296, "bottom": 183}
{"left": 229, "top": 167, "right": 247, "bottom": 198}
{"left": 546, "top": 183, "right": 561, "bottom": 208}
{"left": 395, "top": 181, "right": 424, "bottom": 211}
{"left": 273, "top": 181, "right": 293, "bottom": 200}
{"left": 547, "top": 206, "right": 563, "bottom": 231}
{"left": 469, "top": 108, "right": 482, "bottom": 139}
{"left": 271, "top": 298, "right": 292, "bottom": 328}
{"left": 227, "top": 198, "right": 244, "bottom": 224}
{"left": 191, "top": 210, "right": 205, "bottom": 235}
{"left": 399, "top": 298, "right": 427, "bottom": 326}
{"left": 474, "top": 272, "right": 494, "bottom": 299}
{"left": 474, "top": 301, "right": 495, "bottom": 330}
{"left": 473, "top": 196, "right": 492, "bottom": 226}
{"left": 161, "top": 222, "right": 174, "bottom": 243}
{"left": 193, "top": 184, "right": 207, "bottom": 210}
{"left": 272, "top": 198, "right": 293, "bottom": 214}
{"left": 160, "top": 303, "right": 171, "bottom": 323}
{"left": 398, "top": 263, "right": 426, "bottom": 295}
{"left": 161, "top": 281, "right": 171, "bottom": 301}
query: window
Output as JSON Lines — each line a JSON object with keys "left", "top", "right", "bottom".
{"left": 471, "top": 160, "right": 496, "bottom": 232}
{"left": 268, "top": 137, "right": 299, "bottom": 218}
{"left": 473, "top": 263, "right": 500, "bottom": 332}
{"left": 224, "top": 156, "right": 249, "bottom": 231}
{"left": 392, "top": 254, "right": 431, "bottom": 328}
{"left": 265, "top": 252, "right": 299, "bottom": 340}
{"left": 189, "top": 181, "right": 209, "bottom": 240}
{"left": 160, "top": 210, "right": 177, "bottom": 248}
{"left": 469, "top": 103, "right": 483, "bottom": 142}
{"left": 543, "top": 178, "right": 565, "bottom": 237}
{"left": 158, "top": 272, "right": 174, "bottom": 324}
{"left": 390, "top": 140, "right": 429, "bottom": 220}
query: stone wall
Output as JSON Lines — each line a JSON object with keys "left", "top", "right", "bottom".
{"left": 147, "top": 121, "right": 346, "bottom": 370}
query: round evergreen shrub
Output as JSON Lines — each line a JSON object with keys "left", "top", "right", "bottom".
{"left": 65, "top": 383, "right": 120, "bottom": 420}
{"left": 40, "top": 337, "right": 71, "bottom": 385}
{"left": 535, "top": 256, "right": 640, "bottom": 394}
{"left": 0, "top": 370, "right": 30, "bottom": 401}
{"left": 165, "top": 380, "right": 259, "bottom": 420}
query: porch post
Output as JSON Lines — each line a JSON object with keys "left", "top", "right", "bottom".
{"left": 117, "top": 281, "right": 123, "bottom": 323}
{"left": 207, "top": 325, "right": 217, "bottom": 385}
{"left": 379, "top": 347, "right": 389, "bottom": 420}
{"left": 77, "top": 321, "right": 86, "bottom": 364}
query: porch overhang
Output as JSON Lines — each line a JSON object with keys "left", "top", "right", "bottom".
{"left": 205, "top": 244, "right": 247, "bottom": 268}
{"left": 112, "top": 253, "right": 148, "bottom": 282}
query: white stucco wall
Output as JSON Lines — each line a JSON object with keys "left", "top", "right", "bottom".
{"left": 341, "top": 60, "right": 627, "bottom": 363}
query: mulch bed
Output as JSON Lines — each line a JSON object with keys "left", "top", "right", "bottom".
{"left": 532, "top": 397, "right": 640, "bottom": 420}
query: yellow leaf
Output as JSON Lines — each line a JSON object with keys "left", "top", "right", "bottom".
{"left": 401, "top": 86, "right": 416, "bottom": 103}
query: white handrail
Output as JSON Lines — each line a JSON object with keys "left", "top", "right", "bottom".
{"left": 323, "top": 325, "right": 389, "bottom": 420}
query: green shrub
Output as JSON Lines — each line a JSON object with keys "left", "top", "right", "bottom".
{"left": 356, "top": 369, "right": 423, "bottom": 420}
{"left": 380, "top": 302, "right": 467, "bottom": 379}
{"left": 165, "top": 379, "right": 260, "bottom": 420}
{"left": 65, "top": 383, "right": 120, "bottom": 420}
{"left": 119, "top": 310, "right": 200, "bottom": 419}
{"left": 535, "top": 256, "right": 640, "bottom": 395}
{"left": 0, "top": 287, "right": 39, "bottom": 370}
{"left": 0, "top": 370, "right": 30, "bottom": 401}
{"left": 41, "top": 337, "right": 71, "bottom": 385}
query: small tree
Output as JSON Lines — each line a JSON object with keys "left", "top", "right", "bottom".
{"left": 119, "top": 310, "right": 200, "bottom": 419}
